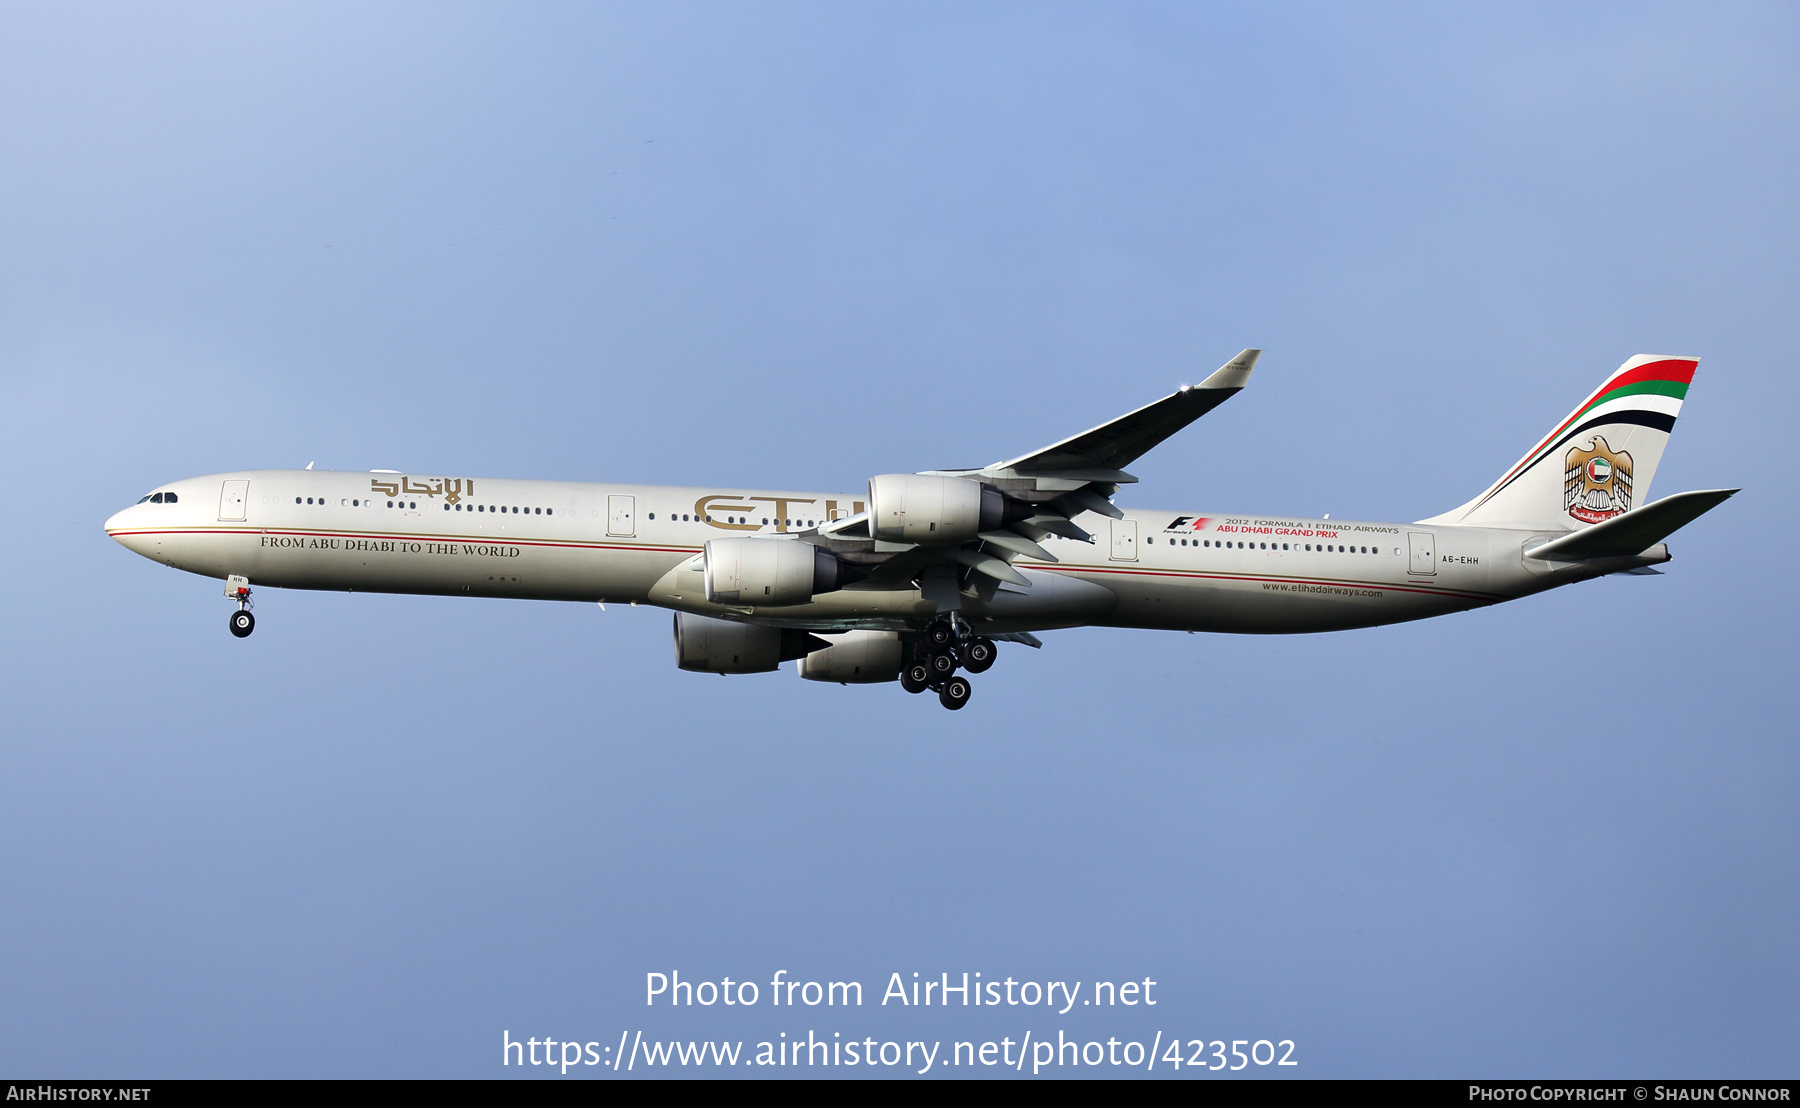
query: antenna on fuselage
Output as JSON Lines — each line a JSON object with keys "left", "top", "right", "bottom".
{"left": 305, "top": 461, "right": 314, "bottom": 470}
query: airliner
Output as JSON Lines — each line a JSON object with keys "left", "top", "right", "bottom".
{"left": 106, "top": 352, "right": 1734, "bottom": 709}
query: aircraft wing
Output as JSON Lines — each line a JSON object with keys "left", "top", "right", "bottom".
{"left": 978, "top": 348, "right": 1259, "bottom": 483}
{"left": 815, "top": 348, "right": 1260, "bottom": 610}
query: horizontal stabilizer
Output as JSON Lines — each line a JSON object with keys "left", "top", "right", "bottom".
{"left": 1528, "top": 488, "right": 1737, "bottom": 561}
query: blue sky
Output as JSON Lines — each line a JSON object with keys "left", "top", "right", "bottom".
{"left": 1, "top": 2, "right": 1794, "bottom": 1078}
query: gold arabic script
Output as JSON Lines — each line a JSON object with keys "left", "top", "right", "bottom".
{"left": 369, "top": 475, "right": 473, "bottom": 504}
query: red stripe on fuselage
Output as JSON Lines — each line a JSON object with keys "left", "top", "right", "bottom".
{"left": 112, "top": 528, "right": 1496, "bottom": 602}
{"left": 106, "top": 526, "right": 700, "bottom": 556}
{"left": 1034, "top": 563, "right": 1499, "bottom": 602}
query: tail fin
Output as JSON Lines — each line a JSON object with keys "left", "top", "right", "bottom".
{"left": 1420, "top": 354, "right": 1699, "bottom": 530}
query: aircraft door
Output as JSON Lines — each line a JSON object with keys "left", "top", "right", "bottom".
{"left": 1110, "top": 518, "right": 1138, "bottom": 561}
{"left": 607, "top": 494, "right": 636, "bottom": 537}
{"left": 218, "top": 480, "right": 249, "bottom": 521}
{"left": 1408, "top": 531, "right": 1436, "bottom": 574}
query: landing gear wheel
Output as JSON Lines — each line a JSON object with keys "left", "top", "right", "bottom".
{"left": 960, "top": 637, "right": 996, "bottom": 673}
{"left": 901, "top": 664, "right": 931, "bottom": 694}
{"left": 938, "top": 675, "right": 971, "bottom": 710}
{"left": 927, "top": 622, "right": 956, "bottom": 648}
{"left": 228, "top": 610, "right": 255, "bottom": 638}
{"left": 929, "top": 650, "right": 958, "bottom": 677}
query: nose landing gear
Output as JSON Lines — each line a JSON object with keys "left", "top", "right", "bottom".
{"left": 225, "top": 574, "right": 254, "bottom": 638}
{"left": 907, "top": 616, "right": 997, "bottom": 709}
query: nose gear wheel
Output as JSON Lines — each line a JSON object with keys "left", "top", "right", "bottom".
{"left": 225, "top": 576, "right": 255, "bottom": 638}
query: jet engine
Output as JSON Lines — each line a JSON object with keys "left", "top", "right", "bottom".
{"left": 702, "top": 538, "right": 856, "bottom": 606}
{"left": 798, "top": 630, "right": 903, "bottom": 684}
{"left": 673, "top": 613, "right": 824, "bottom": 674}
{"left": 867, "top": 474, "right": 1010, "bottom": 545}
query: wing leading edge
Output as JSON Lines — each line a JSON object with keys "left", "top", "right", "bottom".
{"left": 976, "top": 348, "right": 1259, "bottom": 483}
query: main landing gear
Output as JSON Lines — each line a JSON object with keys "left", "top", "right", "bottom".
{"left": 225, "top": 574, "right": 255, "bottom": 638}
{"left": 902, "top": 616, "right": 996, "bottom": 710}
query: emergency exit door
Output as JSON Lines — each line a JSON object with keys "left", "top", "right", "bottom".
{"left": 218, "top": 480, "right": 248, "bottom": 521}
{"left": 1110, "top": 518, "right": 1138, "bottom": 561}
{"left": 1408, "top": 531, "right": 1436, "bottom": 574}
{"left": 607, "top": 494, "right": 635, "bottom": 537}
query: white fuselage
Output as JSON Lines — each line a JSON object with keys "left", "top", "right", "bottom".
{"left": 106, "top": 469, "right": 1654, "bottom": 636}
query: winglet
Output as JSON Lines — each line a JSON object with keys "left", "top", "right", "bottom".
{"left": 1196, "top": 348, "right": 1259, "bottom": 391}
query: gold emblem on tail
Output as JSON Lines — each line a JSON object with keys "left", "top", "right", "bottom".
{"left": 1564, "top": 436, "right": 1633, "bottom": 524}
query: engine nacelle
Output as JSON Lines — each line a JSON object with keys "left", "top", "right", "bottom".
{"left": 703, "top": 538, "right": 850, "bottom": 606}
{"left": 798, "top": 630, "right": 904, "bottom": 684}
{"left": 868, "top": 474, "right": 1004, "bottom": 545}
{"left": 673, "top": 613, "right": 822, "bottom": 674}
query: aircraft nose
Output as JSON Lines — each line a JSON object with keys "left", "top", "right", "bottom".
{"left": 105, "top": 506, "right": 144, "bottom": 547}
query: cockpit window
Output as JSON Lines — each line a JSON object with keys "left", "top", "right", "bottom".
{"left": 137, "top": 494, "right": 153, "bottom": 504}
{"left": 161, "top": 492, "right": 177, "bottom": 503}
